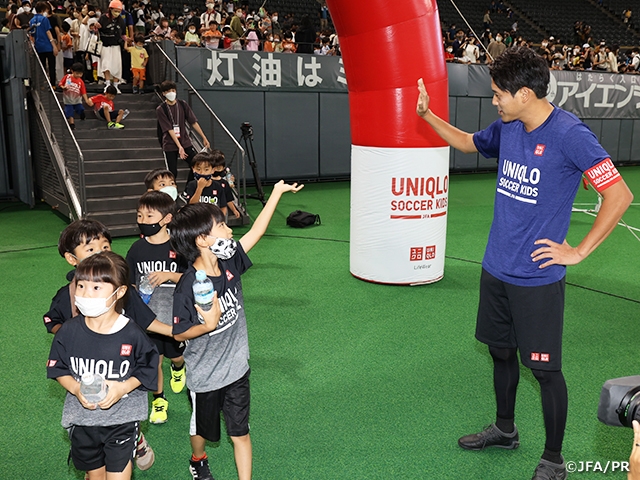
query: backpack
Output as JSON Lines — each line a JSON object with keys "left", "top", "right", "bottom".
{"left": 286, "top": 210, "right": 321, "bottom": 228}
{"left": 157, "top": 99, "right": 188, "bottom": 146}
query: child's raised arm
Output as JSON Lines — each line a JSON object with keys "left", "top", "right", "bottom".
{"left": 239, "top": 180, "right": 304, "bottom": 253}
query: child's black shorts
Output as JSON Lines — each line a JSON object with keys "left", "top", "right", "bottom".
{"left": 68, "top": 421, "right": 138, "bottom": 472}
{"left": 189, "top": 369, "right": 250, "bottom": 442}
{"left": 475, "top": 268, "right": 565, "bottom": 371}
{"left": 149, "top": 332, "right": 185, "bottom": 359}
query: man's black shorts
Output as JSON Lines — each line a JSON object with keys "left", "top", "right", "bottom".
{"left": 476, "top": 268, "right": 565, "bottom": 370}
{"left": 69, "top": 422, "right": 138, "bottom": 472}
{"left": 189, "top": 369, "right": 250, "bottom": 442}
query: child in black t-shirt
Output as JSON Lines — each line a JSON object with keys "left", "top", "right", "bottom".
{"left": 44, "top": 218, "right": 173, "bottom": 471}
{"left": 47, "top": 251, "right": 158, "bottom": 480}
{"left": 180, "top": 152, "right": 228, "bottom": 213}
{"left": 209, "top": 149, "right": 241, "bottom": 219}
{"left": 169, "top": 180, "right": 303, "bottom": 480}
{"left": 126, "top": 191, "right": 187, "bottom": 425}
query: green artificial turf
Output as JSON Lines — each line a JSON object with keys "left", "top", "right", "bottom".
{"left": 1, "top": 168, "right": 638, "bottom": 479}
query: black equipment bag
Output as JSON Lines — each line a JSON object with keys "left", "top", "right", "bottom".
{"left": 286, "top": 210, "right": 321, "bottom": 228}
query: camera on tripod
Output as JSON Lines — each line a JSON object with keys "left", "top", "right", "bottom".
{"left": 598, "top": 376, "right": 640, "bottom": 427}
{"left": 240, "top": 122, "right": 253, "bottom": 139}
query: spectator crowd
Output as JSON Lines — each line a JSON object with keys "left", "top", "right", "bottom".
{"left": 1, "top": 0, "right": 340, "bottom": 92}
{"left": 443, "top": 6, "right": 640, "bottom": 74}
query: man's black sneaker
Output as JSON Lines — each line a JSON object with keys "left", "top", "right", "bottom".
{"left": 189, "top": 458, "right": 215, "bottom": 480}
{"left": 458, "top": 423, "right": 520, "bottom": 450}
{"left": 532, "top": 457, "right": 567, "bottom": 480}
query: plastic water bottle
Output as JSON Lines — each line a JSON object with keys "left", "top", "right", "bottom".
{"left": 66, "top": 75, "right": 72, "bottom": 87}
{"left": 192, "top": 270, "right": 214, "bottom": 312}
{"left": 138, "top": 275, "right": 154, "bottom": 304}
{"left": 80, "top": 372, "right": 107, "bottom": 403}
{"left": 224, "top": 170, "right": 235, "bottom": 188}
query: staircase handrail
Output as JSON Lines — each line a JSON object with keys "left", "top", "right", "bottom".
{"left": 27, "top": 39, "right": 86, "bottom": 219}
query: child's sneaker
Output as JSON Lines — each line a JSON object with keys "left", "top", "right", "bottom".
{"left": 122, "top": 109, "right": 130, "bottom": 120}
{"left": 69, "top": 123, "right": 75, "bottom": 130}
{"left": 107, "top": 122, "right": 124, "bottom": 130}
{"left": 170, "top": 363, "right": 186, "bottom": 393}
{"left": 135, "top": 432, "right": 155, "bottom": 470}
{"left": 149, "top": 396, "right": 168, "bottom": 424}
{"left": 80, "top": 111, "right": 86, "bottom": 120}
{"left": 189, "top": 458, "right": 214, "bottom": 480}
{"left": 132, "top": 85, "right": 138, "bottom": 94}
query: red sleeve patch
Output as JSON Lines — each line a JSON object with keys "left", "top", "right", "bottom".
{"left": 584, "top": 158, "right": 622, "bottom": 193}
{"left": 47, "top": 359, "right": 57, "bottom": 367}
{"left": 44, "top": 316, "right": 52, "bottom": 323}
{"left": 173, "top": 316, "right": 180, "bottom": 324}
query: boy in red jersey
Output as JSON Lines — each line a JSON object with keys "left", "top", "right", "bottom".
{"left": 59, "top": 62, "right": 93, "bottom": 130}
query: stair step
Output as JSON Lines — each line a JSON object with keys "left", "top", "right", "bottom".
{"left": 83, "top": 158, "right": 165, "bottom": 173}
{"left": 77, "top": 136, "right": 160, "bottom": 149}
{"left": 85, "top": 170, "right": 153, "bottom": 186}
{"left": 74, "top": 127, "right": 158, "bottom": 139}
{"left": 73, "top": 117, "right": 158, "bottom": 128}
{"left": 86, "top": 182, "right": 148, "bottom": 198}
{"left": 81, "top": 147, "right": 163, "bottom": 160}
{"left": 87, "top": 195, "right": 141, "bottom": 212}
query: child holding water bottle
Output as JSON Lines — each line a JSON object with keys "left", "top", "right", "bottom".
{"left": 126, "top": 191, "right": 187, "bottom": 424}
{"left": 47, "top": 251, "right": 159, "bottom": 480}
{"left": 169, "top": 180, "right": 303, "bottom": 480}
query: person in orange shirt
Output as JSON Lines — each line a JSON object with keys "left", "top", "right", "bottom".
{"left": 126, "top": 34, "right": 149, "bottom": 94}
{"left": 201, "top": 21, "right": 222, "bottom": 49}
{"left": 281, "top": 31, "right": 296, "bottom": 53}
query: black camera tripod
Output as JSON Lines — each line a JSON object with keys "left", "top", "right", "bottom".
{"left": 240, "top": 122, "right": 266, "bottom": 206}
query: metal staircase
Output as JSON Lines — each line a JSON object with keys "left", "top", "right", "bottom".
{"left": 27, "top": 38, "right": 248, "bottom": 237}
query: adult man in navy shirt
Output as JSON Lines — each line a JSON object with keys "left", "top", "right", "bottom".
{"left": 417, "top": 46, "right": 633, "bottom": 480}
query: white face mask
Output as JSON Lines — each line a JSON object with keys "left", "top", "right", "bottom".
{"left": 272, "top": 16, "right": 277, "bottom": 21}
{"left": 160, "top": 185, "right": 178, "bottom": 200}
{"left": 189, "top": 28, "right": 195, "bottom": 33}
{"left": 75, "top": 288, "right": 120, "bottom": 318}
{"left": 496, "top": 36, "right": 502, "bottom": 42}
{"left": 165, "top": 91, "right": 177, "bottom": 102}
{"left": 209, "top": 237, "right": 237, "bottom": 260}
{"left": 207, "top": 3, "right": 214, "bottom": 9}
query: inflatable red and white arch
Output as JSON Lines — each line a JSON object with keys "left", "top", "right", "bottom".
{"left": 326, "top": 0, "right": 450, "bottom": 284}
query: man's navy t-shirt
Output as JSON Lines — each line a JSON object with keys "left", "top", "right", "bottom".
{"left": 473, "top": 106, "right": 611, "bottom": 287}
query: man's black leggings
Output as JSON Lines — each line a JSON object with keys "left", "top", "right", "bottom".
{"left": 490, "top": 345, "right": 568, "bottom": 452}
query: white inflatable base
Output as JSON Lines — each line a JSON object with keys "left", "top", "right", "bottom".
{"left": 350, "top": 145, "right": 450, "bottom": 285}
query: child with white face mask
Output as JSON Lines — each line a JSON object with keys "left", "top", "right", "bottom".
{"left": 47, "top": 251, "right": 159, "bottom": 480}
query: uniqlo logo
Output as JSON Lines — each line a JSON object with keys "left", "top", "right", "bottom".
{"left": 173, "top": 316, "right": 180, "bottom": 324}
{"left": 44, "top": 316, "right": 52, "bottom": 323}
{"left": 226, "top": 269, "right": 234, "bottom": 281}
{"left": 540, "top": 353, "right": 550, "bottom": 362}
{"left": 424, "top": 245, "right": 436, "bottom": 260}
{"left": 410, "top": 247, "right": 423, "bottom": 261}
{"left": 47, "top": 359, "right": 57, "bottom": 367}
{"left": 169, "top": 250, "right": 177, "bottom": 259}
{"left": 213, "top": 190, "right": 218, "bottom": 195}
{"left": 534, "top": 144, "right": 546, "bottom": 156}
{"left": 120, "top": 344, "right": 132, "bottom": 356}
{"left": 530, "top": 352, "right": 540, "bottom": 361}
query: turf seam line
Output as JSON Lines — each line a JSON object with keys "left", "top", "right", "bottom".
{"left": 0, "top": 244, "right": 59, "bottom": 254}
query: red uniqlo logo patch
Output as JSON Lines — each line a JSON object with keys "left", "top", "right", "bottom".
{"left": 47, "top": 359, "right": 57, "bottom": 367}
{"left": 120, "top": 344, "right": 132, "bottom": 356}
{"left": 531, "top": 352, "right": 540, "bottom": 361}
{"left": 226, "top": 269, "right": 234, "bottom": 281}
{"left": 44, "top": 316, "right": 52, "bottom": 323}
{"left": 541, "top": 353, "right": 550, "bottom": 362}
{"left": 169, "top": 250, "right": 176, "bottom": 259}
{"left": 425, "top": 245, "right": 436, "bottom": 260}
{"left": 173, "top": 316, "right": 180, "bottom": 324}
{"left": 410, "top": 247, "right": 423, "bottom": 261}
{"left": 534, "top": 144, "right": 546, "bottom": 156}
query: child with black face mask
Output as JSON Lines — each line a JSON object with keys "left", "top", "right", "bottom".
{"left": 126, "top": 191, "right": 188, "bottom": 425}
{"left": 179, "top": 152, "right": 228, "bottom": 216}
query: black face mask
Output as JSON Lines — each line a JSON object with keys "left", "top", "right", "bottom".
{"left": 138, "top": 222, "right": 163, "bottom": 237}
{"left": 194, "top": 172, "right": 213, "bottom": 181}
